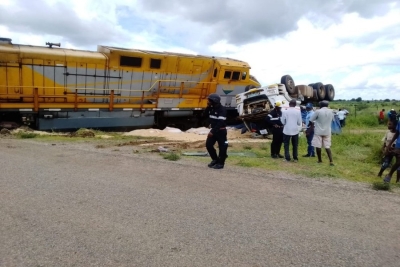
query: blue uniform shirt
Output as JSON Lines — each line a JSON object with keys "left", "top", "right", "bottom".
{"left": 305, "top": 110, "right": 314, "bottom": 128}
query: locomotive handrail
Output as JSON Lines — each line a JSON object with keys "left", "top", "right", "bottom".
{"left": 0, "top": 79, "right": 217, "bottom": 111}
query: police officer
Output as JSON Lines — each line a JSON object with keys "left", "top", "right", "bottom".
{"left": 205, "top": 93, "right": 228, "bottom": 169}
{"left": 266, "top": 101, "right": 284, "bottom": 158}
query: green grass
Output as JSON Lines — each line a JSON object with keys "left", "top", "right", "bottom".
{"left": 206, "top": 127, "right": 389, "bottom": 185}
{"left": 16, "top": 132, "right": 38, "bottom": 139}
{"left": 162, "top": 152, "right": 181, "bottom": 161}
{"left": 372, "top": 182, "right": 391, "bottom": 191}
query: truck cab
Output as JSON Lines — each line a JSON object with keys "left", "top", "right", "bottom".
{"left": 236, "top": 83, "right": 303, "bottom": 135}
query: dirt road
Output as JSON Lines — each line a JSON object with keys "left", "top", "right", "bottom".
{"left": 1, "top": 139, "right": 400, "bottom": 267}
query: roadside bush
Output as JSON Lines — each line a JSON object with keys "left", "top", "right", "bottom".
{"left": 355, "top": 104, "right": 369, "bottom": 111}
{"left": 163, "top": 152, "right": 181, "bottom": 161}
{"left": 16, "top": 132, "right": 38, "bottom": 139}
{"left": 372, "top": 182, "right": 391, "bottom": 191}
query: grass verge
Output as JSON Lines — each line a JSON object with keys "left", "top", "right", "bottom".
{"left": 162, "top": 152, "right": 181, "bottom": 161}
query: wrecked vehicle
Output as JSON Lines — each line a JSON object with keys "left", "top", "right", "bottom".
{"left": 235, "top": 75, "right": 335, "bottom": 135}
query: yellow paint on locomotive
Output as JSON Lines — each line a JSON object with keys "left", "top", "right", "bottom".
{"left": 0, "top": 41, "right": 260, "bottom": 111}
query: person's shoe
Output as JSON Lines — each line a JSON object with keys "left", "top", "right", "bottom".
{"left": 283, "top": 158, "right": 291, "bottom": 162}
{"left": 330, "top": 162, "right": 335, "bottom": 166}
{"left": 383, "top": 175, "right": 391, "bottom": 183}
{"left": 302, "top": 154, "right": 311, "bottom": 157}
{"left": 271, "top": 154, "right": 278, "bottom": 159}
{"left": 311, "top": 154, "right": 316, "bottom": 157}
{"left": 208, "top": 160, "right": 218, "bottom": 168}
{"left": 277, "top": 154, "right": 284, "bottom": 158}
{"left": 293, "top": 159, "right": 298, "bottom": 163}
{"left": 317, "top": 161, "right": 322, "bottom": 164}
{"left": 212, "top": 164, "right": 224, "bottom": 169}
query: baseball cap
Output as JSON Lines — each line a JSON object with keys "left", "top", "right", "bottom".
{"left": 275, "top": 101, "right": 281, "bottom": 107}
{"left": 306, "top": 103, "right": 313, "bottom": 108}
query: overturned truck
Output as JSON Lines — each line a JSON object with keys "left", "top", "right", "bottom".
{"left": 235, "top": 75, "right": 335, "bottom": 134}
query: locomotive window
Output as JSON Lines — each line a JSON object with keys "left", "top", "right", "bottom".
{"left": 213, "top": 68, "right": 218, "bottom": 77}
{"left": 150, "top": 59, "right": 162, "bottom": 69}
{"left": 224, "top": 71, "right": 232, "bottom": 79}
{"left": 242, "top": 71, "right": 247, "bottom": 80}
{"left": 120, "top": 56, "right": 142, "bottom": 67}
{"left": 232, "top": 71, "right": 240, "bottom": 80}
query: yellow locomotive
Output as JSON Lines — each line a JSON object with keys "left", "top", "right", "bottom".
{"left": 0, "top": 37, "right": 260, "bottom": 130}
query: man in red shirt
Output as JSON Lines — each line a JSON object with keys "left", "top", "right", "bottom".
{"left": 379, "top": 109, "right": 385, "bottom": 124}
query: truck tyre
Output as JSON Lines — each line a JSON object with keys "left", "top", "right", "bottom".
{"left": 245, "top": 85, "right": 257, "bottom": 92}
{"left": 312, "top": 82, "right": 326, "bottom": 100}
{"left": 312, "top": 89, "right": 318, "bottom": 101}
{"left": 281, "top": 75, "right": 297, "bottom": 95}
{"left": 324, "top": 84, "right": 335, "bottom": 101}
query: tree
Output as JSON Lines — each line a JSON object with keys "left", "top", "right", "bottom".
{"left": 356, "top": 97, "right": 362, "bottom": 102}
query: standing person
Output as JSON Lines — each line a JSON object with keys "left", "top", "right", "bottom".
{"left": 378, "top": 120, "right": 396, "bottom": 177}
{"left": 266, "top": 101, "right": 284, "bottom": 158}
{"left": 379, "top": 109, "right": 385, "bottom": 124}
{"left": 384, "top": 119, "right": 400, "bottom": 183}
{"left": 388, "top": 109, "right": 398, "bottom": 123}
{"left": 205, "top": 93, "right": 228, "bottom": 169}
{"left": 337, "top": 109, "right": 346, "bottom": 128}
{"left": 342, "top": 108, "right": 349, "bottom": 127}
{"left": 310, "top": 100, "right": 335, "bottom": 166}
{"left": 281, "top": 99, "right": 302, "bottom": 162}
{"left": 303, "top": 103, "right": 315, "bottom": 157}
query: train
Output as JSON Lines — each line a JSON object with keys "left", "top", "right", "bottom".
{"left": 0, "top": 37, "right": 260, "bottom": 130}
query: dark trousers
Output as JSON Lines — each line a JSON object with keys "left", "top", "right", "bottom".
{"left": 270, "top": 129, "right": 283, "bottom": 156}
{"left": 206, "top": 130, "right": 228, "bottom": 165}
{"left": 283, "top": 134, "right": 299, "bottom": 161}
{"left": 306, "top": 131, "right": 315, "bottom": 156}
{"left": 378, "top": 154, "right": 395, "bottom": 176}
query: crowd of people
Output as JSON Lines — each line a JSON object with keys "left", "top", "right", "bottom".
{"left": 203, "top": 93, "right": 400, "bottom": 184}
{"left": 204, "top": 94, "right": 337, "bottom": 169}
{"left": 266, "top": 99, "right": 335, "bottom": 165}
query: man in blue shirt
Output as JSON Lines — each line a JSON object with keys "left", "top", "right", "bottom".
{"left": 384, "top": 120, "right": 400, "bottom": 183}
{"left": 303, "top": 103, "right": 315, "bottom": 157}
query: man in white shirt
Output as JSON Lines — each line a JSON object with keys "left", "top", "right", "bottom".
{"left": 281, "top": 99, "right": 302, "bottom": 162}
{"left": 310, "top": 100, "right": 335, "bottom": 166}
{"left": 337, "top": 109, "right": 346, "bottom": 127}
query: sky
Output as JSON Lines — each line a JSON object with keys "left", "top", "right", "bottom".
{"left": 0, "top": 0, "right": 399, "bottom": 100}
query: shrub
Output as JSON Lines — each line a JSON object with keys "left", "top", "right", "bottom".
{"left": 372, "top": 182, "right": 391, "bottom": 191}
{"left": 17, "top": 132, "right": 38, "bottom": 139}
{"left": 163, "top": 152, "right": 181, "bottom": 161}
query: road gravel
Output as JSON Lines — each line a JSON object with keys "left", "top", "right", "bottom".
{"left": 1, "top": 139, "right": 400, "bottom": 267}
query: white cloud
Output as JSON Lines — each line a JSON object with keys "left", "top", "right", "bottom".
{"left": 0, "top": 0, "right": 399, "bottom": 100}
